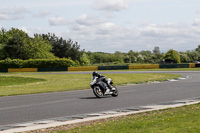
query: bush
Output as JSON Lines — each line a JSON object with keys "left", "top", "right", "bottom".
{"left": 0, "top": 58, "right": 78, "bottom": 69}
{"left": 163, "top": 49, "right": 181, "bottom": 63}
{"left": 0, "top": 58, "right": 23, "bottom": 68}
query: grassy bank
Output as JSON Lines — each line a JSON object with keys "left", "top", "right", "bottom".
{"left": 0, "top": 76, "right": 46, "bottom": 86}
{"left": 130, "top": 68, "right": 200, "bottom": 71}
{"left": 50, "top": 103, "right": 200, "bottom": 133}
{"left": 0, "top": 73, "right": 180, "bottom": 96}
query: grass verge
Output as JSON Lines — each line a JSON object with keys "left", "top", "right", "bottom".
{"left": 127, "top": 68, "right": 200, "bottom": 71}
{"left": 41, "top": 103, "right": 200, "bottom": 133}
{"left": 0, "top": 73, "right": 180, "bottom": 96}
{"left": 0, "top": 76, "right": 46, "bottom": 86}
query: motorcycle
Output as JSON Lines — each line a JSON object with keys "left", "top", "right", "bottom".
{"left": 90, "top": 76, "right": 118, "bottom": 98}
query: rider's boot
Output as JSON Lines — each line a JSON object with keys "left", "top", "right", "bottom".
{"left": 108, "top": 84, "right": 115, "bottom": 91}
{"left": 104, "top": 87, "right": 110, "bottom": 95}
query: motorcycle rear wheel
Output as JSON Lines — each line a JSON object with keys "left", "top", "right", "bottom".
{"left": 111, "top": 85, "right": 118, "bottom": 97}
{"left": 93, "top": 86, "right": 104, "bottom": 98}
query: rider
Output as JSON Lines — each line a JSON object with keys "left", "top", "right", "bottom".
{"left": 92, "top": 71, "right": 115, "bottom": 94}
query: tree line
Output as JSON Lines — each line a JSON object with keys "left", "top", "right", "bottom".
{"left": 1, "top": 28, "right": 200, "bottom": 66}
{"left": 0, "top": 28, "right": 85, "bottom": 64}
{"left": 86, "top": 46, "right": 200, "bottom": 65}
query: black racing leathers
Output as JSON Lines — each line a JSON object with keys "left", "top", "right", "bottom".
{"left": 96, "top": 75, "right": 112, "bottom": 90}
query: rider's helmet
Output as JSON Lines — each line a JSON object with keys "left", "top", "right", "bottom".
{"left": 93, "top": 71, "right": 99, "bottom": 77}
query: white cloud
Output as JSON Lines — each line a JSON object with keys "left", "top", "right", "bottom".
{"left": 0, "top": 14, "right": 10, "bottom": 20}
{"left": 62, "top": 19, "right": 200, "bottom": 52}
{"left": 0, "top": 7, "right": 29, "bottom": 20}
{"left": 135, "top": 23, "right": 200, "bottom": 51}
{"left": 34, "top": 10, "right": 51, "bottom": 18}
{"left": 96, "top": 22, "right": 118, "bottom": 34}
{"left": 20, "top": 11, "right": 200, "bottom": 53}
{"left": 20, "top": 27, "right": 34, "bottom": 36}
{"left": 49, "top": 17, "right": 70, "bottom": 26}
{"left": 192, "top": 18, "right": 200, "bottom": 26}
{"left": 196, "top": 9, "right": 200, "bottom": 15}
{"left": 20, "top": 27, "right": 45, "bottom": 37}
{"left": 76, "top": 14, "right": 107, "bottom": 26}
{"left": 92, "top": 0, "right": 130, "bottom": 12}
{"left": 139, "top": 20, "right": 152, "bottom": 27}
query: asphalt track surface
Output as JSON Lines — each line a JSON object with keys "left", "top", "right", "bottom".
{"left": 0, "top": 71, "right": 200, "bottom": 126}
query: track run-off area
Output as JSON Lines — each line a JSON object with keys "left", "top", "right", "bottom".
{"left": 0, "top": 71, "right": 200, "bottom": 132}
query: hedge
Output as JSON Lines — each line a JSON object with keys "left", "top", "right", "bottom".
{"left": 0, "top": 58, "right": 77, "bottom": 69}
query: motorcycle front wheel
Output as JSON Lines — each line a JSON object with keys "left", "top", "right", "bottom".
{"left": 93, "top": 86, "right": 104, "bottom": 98}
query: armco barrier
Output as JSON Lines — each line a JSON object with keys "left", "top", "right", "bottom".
{"left": 1, "top": 63, "right": 199, "bottom": 73}
{"left": 8, "top": 68, "right": 38, "bottom": 72}
{"left": 0, "top": 69, "right": 8, "bottom": 72}
{"left": 98, "top": 65, "right": 129, "bottom": 70}
{"left": 38, "top": 67, "right": 68, "bottom": 72}
{"left": 196, "top": 63, "right": 200, "bottom": 67}
{"left": 177, "top": 64, "right": 190, "bottom": 68}
{"left": 189, "top": 63, "right": 196, "bottom": 68}
{"left": 160, "top": 64, "right": 189, "bottom": 68}
{"left": 68, "top": 66, "right": 98, "bottom": 71}
{"left": 129, "top": 64, "right": 159, "bottom": 69}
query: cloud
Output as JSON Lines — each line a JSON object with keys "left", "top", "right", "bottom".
{"left": 196, "top": 9, "right": 200, "bottom": 15}
{"left": 92, "top": 0, "right": 130, "bottom": 12}
{"left": 20, "top": 27, "right": 45, "bottom": 37}
{"left": 139, "top": 20, "right": 152, "bottom": 27}
{"left": 25, "top": 11, "right": 200, "bottom": 53}
{"left": 34, "top": 10, "right": 51, "bottom": 18}
{"left": 49, "top": 17, "right": 70, "bottom": 26}
{"left": 76, "top": 14, "right": 107, "bottom": 26}
{"left": 62, "top": 18, "right": 200, "bottom": 52}
{"left": 0, "top": 14, "right": 10, "bottom": 20}
{"left": 192, "top": 18, "right": 200, "bottom": 26}
{"left": 20, "top": 27, "right": 34, "bottom": 35}
{"left": 134, "top": 23, "right": 200, "bottom": 51}
{"left": 0, "top": 7, "right": 29, "bottom": 20}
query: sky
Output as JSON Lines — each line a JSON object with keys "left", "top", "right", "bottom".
{"left": 1, "top": 0, "right": 200, "bottom": 53}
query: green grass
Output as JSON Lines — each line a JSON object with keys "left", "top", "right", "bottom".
{"left": 0, "top": 76, "right": 46, "bottom": 86}
{"left": 131, "top": 68, "right": 200, "bottom": 71}
{"left": 55, "top": 103, "right": 200, "bottom": 133}
{"left": 95, "top": 68, "right": 200, "bottom": 72}
{"left": 0, "top": 73, "right": 180, "bottom": 96}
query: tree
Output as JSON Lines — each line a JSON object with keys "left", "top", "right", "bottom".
{"left": 127, "top": 50, "right": 137, "bottom": 63}
{"left": 151, "top": 53, "right": 164, "bottom": 64}
{"left": 38, "top": 33, "right": 83, "bottom": 62}
{"left": 114, "top": 51, "right": 124, "bottom": 63}
{"left": 153, "top": 46, "right": 160, "bottom": 54}
{"left": 179, "top": 52, "right": 190, "bottom": 63}
{"left": 123, "top": 54, "right": 131, "bottom": 63}
{"left": 151, "top": 46, "right": 163, "bottom": 63}
{"left": 163, "top": 49, "right": 181, "bottom": 63}
{"left": 3, "top": 28, "right": 36, "bottom": 59}
{"left": 0, "top": 29, "right": 8, "bottom": 59}
{"left": 1, "top": 28, "right": 55, "bottom": 60}
{"left": 0, "top": 28, "right": 7, "bottom": 44}
{"left": 0, "top": 44, "right": 8, "bottom": 59}
{"left": 195, "top": 45, "right": 200, "bottom": 53}
{"left": 186, "top": 50, "right": 200, "bottom": 62}
{"left": 67, "top": 39, "right": 83, "bottom": 61}
{"left": 80, "top": 53, "right": 90, "bottom": 65}
{"left": 137, "top": 54, "right": 144, "bottom": 63}
{"left": 140, "top": 50, "right": 152, "bottom": 63}
{"left": 29, "top": 36, "right": 55, "bottom": 59}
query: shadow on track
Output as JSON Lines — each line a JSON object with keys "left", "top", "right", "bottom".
{"left": 79, "top": 96, "right": 112, "bottom": 99}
